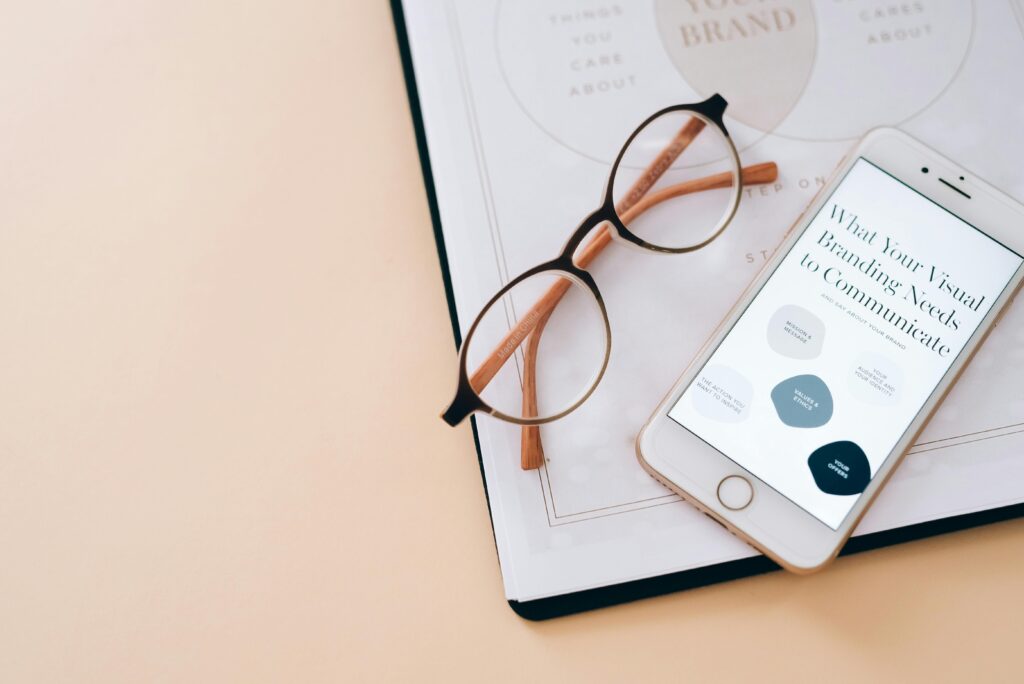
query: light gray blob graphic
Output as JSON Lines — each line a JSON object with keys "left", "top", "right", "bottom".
{"left": 850, "top": 351, "right": 903, "bottom": 406}
{"left": 691, "top": 364, "right": 754, "bottom": 423}
{"left": 767, "top": 305, "right": 825, "bottom": 359}
{"left": 771, "top": 374, "right": 833, "bottom": 428}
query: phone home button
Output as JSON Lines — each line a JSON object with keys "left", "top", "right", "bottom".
{"left": 717, "top": 475, "right": 753, "bottom": 511}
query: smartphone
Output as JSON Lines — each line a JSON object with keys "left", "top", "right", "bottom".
{"left": 637, "top": 127, "right": 1024, "bottom": 573}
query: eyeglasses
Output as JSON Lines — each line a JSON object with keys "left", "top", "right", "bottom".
{"left": 441, "top": 94, "right": 779, "bottom": 469}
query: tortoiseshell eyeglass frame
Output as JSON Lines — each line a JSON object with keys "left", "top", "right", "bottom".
{"left": 441, "top": 94, "right": 780, "bottom": 470}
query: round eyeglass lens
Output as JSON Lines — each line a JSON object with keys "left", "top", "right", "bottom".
{"left": 611, "top": 110, "right": 740, "bottom": 251}
{"left": 464, "top": 270, "right": 608, "bottom": 422}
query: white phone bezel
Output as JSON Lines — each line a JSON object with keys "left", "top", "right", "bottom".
{"left": 637, "top": 127, "right": 1024, "bottom": 573}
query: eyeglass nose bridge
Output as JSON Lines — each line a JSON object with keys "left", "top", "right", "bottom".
{"left": 556, "top": 206, "right": 617, "bottom": 264}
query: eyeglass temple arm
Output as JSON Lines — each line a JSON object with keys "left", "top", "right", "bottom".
{"left": 466, "top": 117, "right": 706, "bottom": 398}
{"left": 468, "top": 161, "right": 776, "bottom": 398}
{"left": 517, "top": 161, "right": 779, "bottom": 468}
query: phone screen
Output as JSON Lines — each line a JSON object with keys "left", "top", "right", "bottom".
{"left": 668, "top": 158, "right": 1023, "bottom": 530}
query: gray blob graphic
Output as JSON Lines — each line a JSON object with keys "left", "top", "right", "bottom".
{"left": 807, "top": 441, "right": 871, "bottom": 495}
{"left": 770, "top": 374, "right": 834, "bottom": 428}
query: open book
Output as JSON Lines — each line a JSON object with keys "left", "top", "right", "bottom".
{"left": 394, "top": 0, "right": 1024, "bottom": 618}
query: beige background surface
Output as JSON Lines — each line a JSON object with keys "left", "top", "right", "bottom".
{"left": 0, "top": 1, "right": 1022, "bottom": 681}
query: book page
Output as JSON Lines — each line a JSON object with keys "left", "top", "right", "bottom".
{"left": 404, "top": 0, "right": 1024, "bottom": 601}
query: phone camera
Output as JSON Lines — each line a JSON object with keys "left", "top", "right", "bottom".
{"left": 921, "top": 167, "right": 929, "bottom": 174}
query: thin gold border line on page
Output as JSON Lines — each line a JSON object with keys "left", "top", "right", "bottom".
{"left": 1009, "top": 0, "right": 1024, "bottom": 42}
{"left": 444, "top": 3, "right": 524, "bottom": 388}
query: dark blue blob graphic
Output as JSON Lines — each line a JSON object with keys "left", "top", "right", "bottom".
{"left": 770, "top": 374, "right": 834, "bottom": 428}
{"left": 807, "top": 441, "right": 871, "bottom": 496}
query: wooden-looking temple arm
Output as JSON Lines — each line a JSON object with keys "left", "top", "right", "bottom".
{"left": 468, "top": 117, "right": 709, "bottom": 395}
{"left": 467, "top": 162, "right": 781, "bottom": 397}
{"left": 462, "top": 113, "right": 780, "bottom": 470}
{"left": 518, "top": 161, "right": 779, "bottom": 468}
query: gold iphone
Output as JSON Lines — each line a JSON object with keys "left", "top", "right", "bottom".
{"left": 637, "top": 127, "right": 1024, "bottom": 573}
